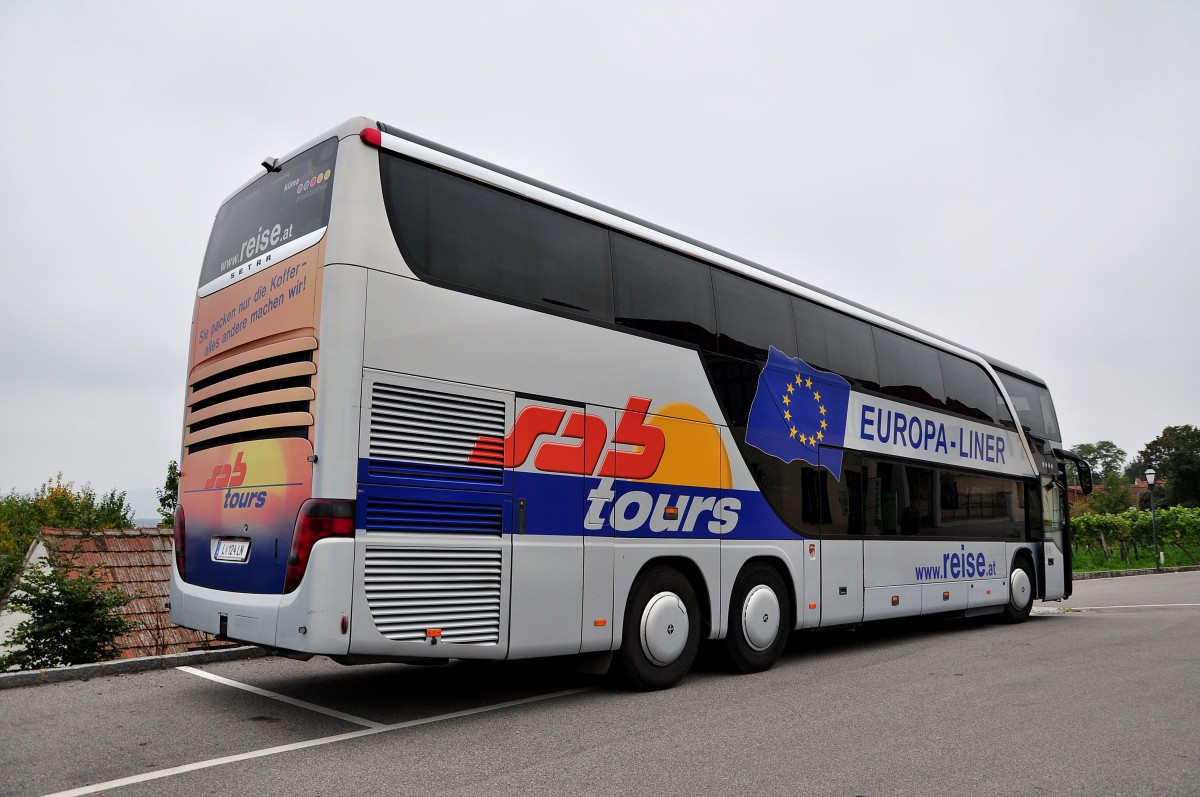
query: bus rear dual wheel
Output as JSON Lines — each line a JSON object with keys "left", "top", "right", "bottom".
{"left": 724, "top": 563, "right": 791, "bottom": 674}
{"left": 615, "top": 563, "right": 791, "bottom": 690}
{"left": 615, "top": 566, "right": 701, "bottom": 691}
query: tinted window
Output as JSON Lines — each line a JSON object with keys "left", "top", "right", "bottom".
{"left": 793, "top": 298, "right": 831, "bottom": 371}
{"left": 200, "top": 137, "right": 338, "bottom": 289}
{"left": 999, "top": 374, "right": 1059, "bottom": 442}
{"left": 712, "top": 270, "right": 796, "bottom": 362}
{"left": 1038, "top": 387, "right": 1061, "bottom": 442}
{"left": 702, "top": 352, "right": 820, "bottom": 536}
{"left": 936, "top": 470, "right": 1025, "bottom": 540}
{"left": 380, "top": 154, "right": 613, "bottom": 321}
{"left": 861, "top": 456, "right": 1025, "bottom": 540}
{"left": 823, "top": 312, "right": 879, "bottom": 389}
{"left": 822, "top": 451, "right": 864, "bottom": 536}
{"left": 940, "top": 353, "right": 1000, "bottom": 423}
{"left": 874, "top": 329, "right": 946, "bottom": 408}
{"left": 612, "top": 234, "right": 717, "bottom": 349}
{"left": 901, "top": 466, "right": 937, "bottom": 534}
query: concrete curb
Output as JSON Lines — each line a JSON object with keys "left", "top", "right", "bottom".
{"left": 1074, "top": 564, "right": 1200, "bottom": 580}
{"left": 0, "top": 645, "right": 267, "bottom": 690}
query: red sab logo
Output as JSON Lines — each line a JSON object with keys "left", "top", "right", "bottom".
{"left": 469, "top": 396, "right": 665, "bottom": 479}
{"left": 204, "top": 451, "right": 247, "bottom": 489}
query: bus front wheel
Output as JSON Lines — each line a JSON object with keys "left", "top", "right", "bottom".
{"left": 724, "top": 563, "right": 790, "bottom": 674}
{"left": 1001, "top": 557, "right": 1035, "bottom": 623}
{"left": 615, "top": 566, "right": 700, "bottom": 691}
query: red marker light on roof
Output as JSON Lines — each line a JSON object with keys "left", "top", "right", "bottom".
{"left": 360, "top": 127, "right": 382, "bottom": 148}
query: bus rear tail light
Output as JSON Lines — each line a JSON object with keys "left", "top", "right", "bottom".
{"left": 173, "top": 505, "right": 186, "bottom": 580}
{"left": 360, "top": 127, "right": 382, "bottom": 148}
{"left": 284, "top": 499, "right": 356, "bottom": 593}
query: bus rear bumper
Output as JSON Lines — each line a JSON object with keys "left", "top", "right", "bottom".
{"left": 169, "top": 539, "right": 355, "bottom": 656}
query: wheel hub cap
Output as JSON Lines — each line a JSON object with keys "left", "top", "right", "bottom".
{"left": 1011, "top": 568, "right": 1032, "bottom": 610}
{"left": 742, "top": 585, "right": 781, "bottom": 651}
{"left": 640, "top": 591, "right": 689, "bottom": 666}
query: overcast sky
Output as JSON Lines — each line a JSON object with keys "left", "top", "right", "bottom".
{"left": 2, "top": 2, "right": 1197, "bottom": 518}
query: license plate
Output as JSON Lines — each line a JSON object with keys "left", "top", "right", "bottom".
{"left": 214, "top": 539, "right": 251, "bottom": 563}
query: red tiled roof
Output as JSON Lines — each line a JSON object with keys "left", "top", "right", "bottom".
{"left": 39, "top": 527, "right": 236, "bottom": 659}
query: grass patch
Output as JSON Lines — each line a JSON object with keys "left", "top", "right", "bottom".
{"left": 1073, "top": 543, "right": 1200, "bottom": 573}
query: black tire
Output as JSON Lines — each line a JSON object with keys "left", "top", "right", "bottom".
{"left": 724, "top": 563, "right": 791, "bottom": 674}
{"left": 615, "top": 566, "right": 701, "bottom": 691}
{"left": 1001, "top": 557, "right": 1035, "bottom": 623}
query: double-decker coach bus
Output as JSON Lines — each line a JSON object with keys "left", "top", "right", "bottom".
{"left": 171, "top": 118, "right": 1092, "bottom": 690}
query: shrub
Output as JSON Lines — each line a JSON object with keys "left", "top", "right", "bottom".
{"left": 0, "top": 556, "right": 136, "bottom": 670}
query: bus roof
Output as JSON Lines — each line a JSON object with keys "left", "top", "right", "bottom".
{"left": 224, "top": 116, "right": 1046, "bottom": 389}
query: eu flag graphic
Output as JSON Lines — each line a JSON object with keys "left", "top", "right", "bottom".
{"left": 745, "top": 347, "right": 852, "bottom": 479}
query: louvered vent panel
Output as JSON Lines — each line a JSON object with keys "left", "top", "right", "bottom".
{"left": 366, "top": 497, "right": 503, "bottom": 536}
{"left": 185, "top": 337, "right": 317, "bottom": 454}
{"left": 364, "top": 547, "right": 502, "bottom": 644}
{"left": 368, "top": 383, "right": 506, "bottom": 483}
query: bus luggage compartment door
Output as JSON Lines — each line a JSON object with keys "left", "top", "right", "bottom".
{"left": 820, "top": 540, "right": 864, "bottom": 626}
{"left": 508, "top": 397, "right": 589, "bottom": 658}
{"left": 352, "top": 373, "right": 515, "bottom": 659}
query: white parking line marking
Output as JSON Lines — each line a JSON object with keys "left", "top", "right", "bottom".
{"left": 38, "top": 687, "right": 593, "bottom": 797}
{"left": 177, "top": 666, "right": 385, "bottom": 728}
{"left": 1034, "top": 602, "right": 1200, "bottom": 615}
{"left": 1075, "top": 603, "right": 1200, "bottom": 610}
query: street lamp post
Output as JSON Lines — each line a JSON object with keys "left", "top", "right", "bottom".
{"left": 1146, "top": 468, "right": 1161, "bottom": 574}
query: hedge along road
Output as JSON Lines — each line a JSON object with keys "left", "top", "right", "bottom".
{"left": 2, "top": 571, "right": 1198, "bottom": 797}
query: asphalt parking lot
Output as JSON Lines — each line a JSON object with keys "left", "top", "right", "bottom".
{"left": 3, "top": 570, "right": 1198, "bottom": 797}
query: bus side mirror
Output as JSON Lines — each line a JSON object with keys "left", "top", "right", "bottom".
{"left": 1077, "top": 460, "right": 1093, "bottom": 495}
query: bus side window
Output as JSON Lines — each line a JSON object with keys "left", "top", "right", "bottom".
{"left": 712, "top": 269, "right": 797, "bottom": 363}
{"left": 793, "top": 297, "right": 831, "bottom": 371}
{"left": 902, "top": 466, "right": 935, "bottom": 535}
{"left": 821, "top": 451, "right": 865, "bottom": 536}
{"left": 611, "top": 233, "right": 718, "bottom": 350}
{"left": 823, "top": 312, "right": 879, "bottom": 391}
{"left": 381, "top": 153, "right": 614, "bottom": 321}
{"left": 940, "top": 352, "right": 1000, "bottom": 423}
{"left": 874, "top": 328, "right": 946, "bottom": 410}
{"left": 1027, "top": 482, "right": 1045, "bottom": 541}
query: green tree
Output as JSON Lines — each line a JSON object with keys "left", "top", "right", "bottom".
{"left": 157, "top": 460, "right": 179, "bottom": 529}
{"left": 0, "top": 552, "right": 136, "bottom": 670}
{"left": 1124, "top": 454, "right": 1148, "bottom": 482}
{"left": 1085, "top": 472, "right": 1136, "bottom": 515}
{"left": 0, "top": 475, "right": 134, "bottom": 603}
{"left": 1140, "top": 425, "right": 1200, "bottom": 507}
{"left": 28, "top": 474, "right": 134, "bottom": 530}
{"left": 1070, "top": 441, "right": 1127, "bottom": 482}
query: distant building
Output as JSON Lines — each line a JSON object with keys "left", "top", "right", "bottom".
{"left": 7, "top": 528, "right": 232, "bottom": 659}
{"left": 1068, "top": 476, "right": 1164, "bottom": 511}
{"left": 1130, "top": 476, "right": 1163, "bottom": 507}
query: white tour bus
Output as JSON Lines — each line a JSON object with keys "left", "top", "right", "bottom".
{"left": 171, "top": 118, "right": 1092, "bottom": 689}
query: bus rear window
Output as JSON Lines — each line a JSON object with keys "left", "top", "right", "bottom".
{"left": 198, "top": 137, "right": 338, "bottom": 292}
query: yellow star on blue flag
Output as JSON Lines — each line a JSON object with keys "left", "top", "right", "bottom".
{"left": 745, "top": 346, "right": 851, "bottom": 478}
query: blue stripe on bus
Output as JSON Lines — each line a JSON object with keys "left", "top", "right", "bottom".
{"left": 358, "top": 457, "right": 510, "bottom": 492}
{"left": 356, "top": 461, "right": 802, "bottom": 541}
